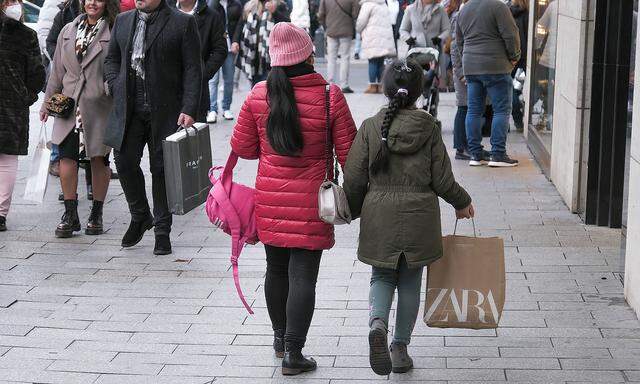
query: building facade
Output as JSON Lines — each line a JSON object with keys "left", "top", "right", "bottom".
{"left": 522, "top": 0, "right": 639, "bottom": 315}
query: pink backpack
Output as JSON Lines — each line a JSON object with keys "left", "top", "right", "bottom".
{"left": 206, "top": 152, "right": 259, "bottom": 314}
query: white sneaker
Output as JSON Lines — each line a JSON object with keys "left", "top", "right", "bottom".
{"left": 222, "top": 110, "right": 234, "bottom": 120}
{"left": 206, "top": 111, "right": 217, "bottom": 124}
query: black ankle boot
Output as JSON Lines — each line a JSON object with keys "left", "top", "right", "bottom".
{"left": 282, "top": 342, "right": 316, "bottom": 376}
{"left": 153, "top": 234, "right": 172, "bottom": 255}
{"left": 55, "top": 199, "right": 80, "bottom": 238}
{"left": 273, "top": 329, "right": 285, "bottom": 358}
{"left": 0, "top": 216, "right": 6, "bottom": 232}
{"left": 85, "top": 201, "right": 104, "bottom": 235}
{"left": 122, "top": 216, "right": 154, "bottom": 247}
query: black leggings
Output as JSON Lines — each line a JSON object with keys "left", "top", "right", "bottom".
{"left": 264, "top": 244, "right": 322, "bottom": 349}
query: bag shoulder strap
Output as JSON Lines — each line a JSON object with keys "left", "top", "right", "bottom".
{"left": 333, "top": 0, "right": 353, "bottom": 19}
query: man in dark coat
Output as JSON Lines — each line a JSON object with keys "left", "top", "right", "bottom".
{"left": 174, "top": 0, "right": 228, "bottom": 121}
{"left": 104, "top": 0, "right": 202, "bottom": 255}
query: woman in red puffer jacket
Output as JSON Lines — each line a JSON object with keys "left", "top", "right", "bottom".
{"left": 231, "top": 22, "right": 356, "bottom": 376}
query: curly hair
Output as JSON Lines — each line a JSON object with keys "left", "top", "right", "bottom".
{"left": 370, "top": 59, "right": 424, "bottom": 175}
{"left": 81, "top": 0, "right": 120, "bottom": 27}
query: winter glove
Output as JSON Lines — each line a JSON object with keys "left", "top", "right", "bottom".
{"left": 431, "top": 36, "right": 442, "bottom": 47}
{"left": 405, "top": 37, "right": 416, "bottom": 47}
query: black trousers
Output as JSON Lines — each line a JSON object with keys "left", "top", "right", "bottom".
{"left": 114, "top": 111, "right": 171, "bottom": 235}
{"left": 264, "top": 244, "right": 322, "bottom": 349}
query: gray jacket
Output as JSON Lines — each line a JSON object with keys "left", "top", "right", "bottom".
{"left": 455, "top": 0, "right": 520, "bottom": 76}
{"left": 399, "top": 2, "right": 449, "bottom": 48}
{"left": 449, "top": 10, "right": 466, "bottom": 106}
{"left": 318, "top": 0, "right": 360, "bottom": 38}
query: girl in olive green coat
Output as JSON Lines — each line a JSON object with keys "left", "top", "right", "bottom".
{"left": 343, "top": 59, "right": 474, "bottom": 376}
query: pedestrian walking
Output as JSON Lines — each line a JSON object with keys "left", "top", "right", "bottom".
{"left": 0, "top": 0, "right": 46, "bottom": 232}
{"left": 104, "top": 0, "right": 202, "bottom": 255}
{"left": 175, "top": 0, "right": 227, "bottom": 122}
{"left": 455, "top": 0, "right": 520, "bottom": 167}
{"left": 39, "top": 0, "right": 119, "bottom": 238}
{"left": 355, "top": 0, "right": 396, "bottom": 93}
{"left": 208, "top": 0, "right": 243, "bottom": 123}
{"left": 237, "top": 0, "right": 290, "bottom": 86}
{"left": 318, "top": 0, "right": 359, "bottom": 93}
{"left": 343, "top": 58, "right": 473, "bottom": 376}
{"left": 449, "top": 0, "right": 469, "bottom": 159}
{"left": 509, "top": 0, "right": 528, "bottom": 131}
{"left": 399, "top": 0, "right": 449, "bottom": 50}
{"left": 231, "top": 23, "right": 356, "bottom": 375}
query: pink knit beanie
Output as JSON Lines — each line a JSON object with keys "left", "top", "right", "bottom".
{"left": 269, "top": 22, "right": 314, "bottom": 67}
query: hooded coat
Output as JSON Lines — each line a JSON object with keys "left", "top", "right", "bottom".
{"left": 355, "top": 0, "right": 396, "bottom": 60}
{"left": 231, "top": 73, "right": 357, "bottom": 250}
{"left": 344, "top": 107, "right": 471, "bottom": 269}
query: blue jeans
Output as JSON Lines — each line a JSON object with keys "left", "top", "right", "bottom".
{"left": 369, "top": 258, "right": 424, "bottom": 345}
{"left": 454, "top": 106, "right": 467, "bottom": 151}
{"left": 209, "top": 53, "right": 236, "bottom": 112}
{"left": 465, "top": 74, "right": 512, "bottom": 157}
{"left": 368, "top": 57, "right": 385, "bottom": 84}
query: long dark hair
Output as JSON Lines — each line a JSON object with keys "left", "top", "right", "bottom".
{"left": 370, "top": 59, "right": 424, "bottom": 175}
{"left": 81, "top": 0, "right": 120, "bottom": 27}
{"left": 266, "top": 66, "right": 304, "bottom": 156}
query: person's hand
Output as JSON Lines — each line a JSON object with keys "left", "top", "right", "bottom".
{"left": 511, "top": 59, "right": 519, "bottom": 68}
{"left": 405, "top": 37, "right": 416, "bottom": 47}
{"left": 431, "top": 36, "right": 442, "bottom": 47}
{"left": 265, "top": 0, "right": 276, "bottom": 13}
{"left": 456, "top": 204, "right": 474, "bottom": 219}
{"left": 460, "top": 75, "right": 466, "bottom": 85}
{"left": 39, "top": 110, "right": 48, "bottom": 122}
{"left": 231, "top": 42, "right": 240, "bottom": 54}
{"left": 177, "top": 113, "right": 195, "bottom": 128}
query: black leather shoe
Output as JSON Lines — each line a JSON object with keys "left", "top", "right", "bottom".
{"left": 121, "top": 216, "right": 154, "bottom": 247}
{"left": 274, "top": 329, "right": 285, "bottom": 358}
{"left": 55, "top": 200, "right": 81, "bottom": 238}
{"left": 153, "top": 234, "right": 172, "bottom": 255}
{"left": 282, "top": 343, "right": 317, "bottom": 376}
{"left": 0, "top": 216, "right": 6, "bottom": 232}
{"left": 85, "top": 201, "right": 104, "bottom": 235}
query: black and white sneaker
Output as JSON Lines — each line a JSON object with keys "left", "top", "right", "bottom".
{"left": 488, "top": 154, "right": 519, "bottom": 167}
{"left": 469, "top": 154, "right": 488, "bottom": 166}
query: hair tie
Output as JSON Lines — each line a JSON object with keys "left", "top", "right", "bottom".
{"left": 396, "top": 88, "right": 408, "bottom": 96}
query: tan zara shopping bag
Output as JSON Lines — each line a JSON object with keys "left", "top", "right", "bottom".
{"left": 424, "top": 219, "right": 505, "bottom": 329}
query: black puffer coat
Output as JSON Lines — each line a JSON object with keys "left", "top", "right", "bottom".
{"left": 0, "top": 16, "right": 46, "bottom": 156}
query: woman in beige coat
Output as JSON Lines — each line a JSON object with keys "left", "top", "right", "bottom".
{"left": 40, "top": 0, "right": 119, "bottom": 238}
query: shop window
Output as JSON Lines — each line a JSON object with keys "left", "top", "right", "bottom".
{"left": 528, "top": 0, "right": 559, "bottom": 157}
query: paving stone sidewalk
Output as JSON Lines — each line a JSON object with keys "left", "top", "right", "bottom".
{"left": 0, "top": 63, "right": 638, "bottom": 383}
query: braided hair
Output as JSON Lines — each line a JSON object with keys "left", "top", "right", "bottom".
{"left": 370, "top": 59, "right": 424, "bottom": 175}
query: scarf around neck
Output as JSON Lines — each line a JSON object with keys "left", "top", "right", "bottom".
{"left": 75, "top": 15, "right": 104, "bottom": 62}
{"left": 131, "top": 6, "right": 161, "bottom": 79}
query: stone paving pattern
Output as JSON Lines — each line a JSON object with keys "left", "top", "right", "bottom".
{"left": 0, "top": 63, "right": 638, "bottom": 383}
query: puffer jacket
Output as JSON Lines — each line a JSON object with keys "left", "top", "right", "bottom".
{"left": 0, "top": 16, "right": 46, "bottom": 156}
{"left": 231, "top": 72, "right": 357, "bottom": 250}
{"left": 344, "top": 107, "right": 471, "bottom": 269}
{"left": 356, "top": 0, "right": 396, "bottom": 60}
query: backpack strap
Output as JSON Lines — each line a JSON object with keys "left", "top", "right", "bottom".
{"left": 212, "top": 152, "right": 254, "bottom": 314}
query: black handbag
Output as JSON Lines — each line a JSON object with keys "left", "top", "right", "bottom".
{"left": 44, "top": 93, "right": 75, "bottom": 118}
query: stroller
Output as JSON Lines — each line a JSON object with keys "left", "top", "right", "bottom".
{"left": 407, "top": 47, "right": 440, "bottom": 118}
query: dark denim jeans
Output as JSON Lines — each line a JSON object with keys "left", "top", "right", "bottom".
{"left": 368, "top": 57, "right": 385, "bottom": 84}
{"left": 465, "top": 74, "right": 512, "bottom": 157}
{"left": 453, "top": 106, "right": 468, "bottom": 151}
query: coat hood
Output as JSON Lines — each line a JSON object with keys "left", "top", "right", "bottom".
{"left": 376, "top": 107, "right": 435, "bottom": 154}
